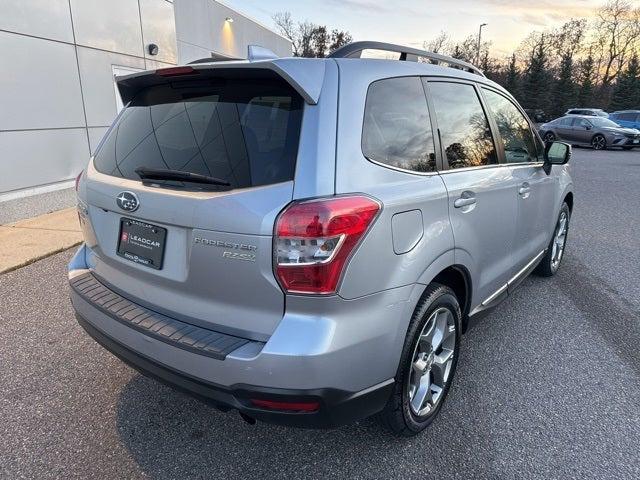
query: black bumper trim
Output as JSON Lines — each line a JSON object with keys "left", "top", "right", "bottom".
{"left": 76, "top": 314, "right": 394, "bottom": 428}
{"left": 70, "top": 272, "right": 249, "bottom": 360}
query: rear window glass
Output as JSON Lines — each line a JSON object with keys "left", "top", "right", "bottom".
{"left": 94, "top": 79, "right": 303, "bottom": 189}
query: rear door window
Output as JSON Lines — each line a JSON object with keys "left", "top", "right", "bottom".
{"left": 362, "top": 76, "right": 436, "bottom": 173}
{"left": 427, "top": 81, "right": 497, "bottom": 169}
{"left": 94, "top": 79, "right": 303, "bottom": 189}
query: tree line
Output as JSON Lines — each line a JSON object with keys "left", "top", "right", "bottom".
{"left": 274, "top": 0, "right": 640, "bottom": 119}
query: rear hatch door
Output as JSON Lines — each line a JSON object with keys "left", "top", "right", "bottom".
{"left": 80, "top": 68, "right": 306, "bottom": 340}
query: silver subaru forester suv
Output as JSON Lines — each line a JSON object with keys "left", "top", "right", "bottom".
{"left": 69, "top": 42, "right": 573, "bottom": 436}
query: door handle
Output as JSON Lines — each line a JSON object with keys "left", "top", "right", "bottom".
{"left": 454, "top": 191, "right": 477, "bottom": 208}
{"left": 518, "top": 183, "right": 531, "bottom": 196}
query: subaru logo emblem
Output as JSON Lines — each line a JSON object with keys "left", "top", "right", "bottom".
{"left": 116, "top": 191, "right": 139, "bottom": 212}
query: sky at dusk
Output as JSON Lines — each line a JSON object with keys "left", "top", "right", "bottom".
{"left": 223, "top": 0, "right": 605, "bottom": 57}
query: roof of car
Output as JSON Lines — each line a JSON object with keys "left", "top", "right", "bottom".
{"left": 116, "top": 42, "right": 508, "bottom": 106}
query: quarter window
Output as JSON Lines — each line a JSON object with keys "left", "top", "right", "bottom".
{"left": 482, "top": 89, "right": 538, "bottom": 163}
{"left": 427, "top": 81, "right": 497, "bottom": 169}
{"left": 362, "top": 77, "right": 436, "bottom": 173}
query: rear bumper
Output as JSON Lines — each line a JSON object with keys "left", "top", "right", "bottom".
{"left": 76, "top": 312, "right": 393, "bottom": 428}
{"left": 68, "top": 244, "right": 413, "bottom": 428}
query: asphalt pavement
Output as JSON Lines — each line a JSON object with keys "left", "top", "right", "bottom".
{"left": 1, "top": 148, "right": 639, "bottom": 479}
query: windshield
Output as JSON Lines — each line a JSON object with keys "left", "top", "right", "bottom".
{"left": 94, "top": 79, "right": 303, "bottom": 189}
{"left": 590, "top": 118, "right": 622, "bottom": 128}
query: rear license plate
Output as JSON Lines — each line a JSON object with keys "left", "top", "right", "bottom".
{"left": 633, "top": 139, "right": 639, "bottom": 144}
{"left": 117, "top": 218, "right": 167, "bottom": 270}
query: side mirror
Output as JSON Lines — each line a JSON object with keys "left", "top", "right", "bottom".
{"left": 585, "top": 125, "right": 592, "bottom": 130}
{"left": 543, "top": 141, "right": 571, "bottom": 174}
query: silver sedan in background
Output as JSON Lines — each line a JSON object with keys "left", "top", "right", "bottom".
{"left": 540, "top": 115, "right": 640, "bottom": 150}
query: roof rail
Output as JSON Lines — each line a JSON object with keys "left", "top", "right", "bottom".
{"left": 328, "top": 41, "right": 485, "bottom": 77}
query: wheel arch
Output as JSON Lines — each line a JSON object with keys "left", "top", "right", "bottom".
{"left": 564, "top": 191, "right": 574, "bottom": 213}
{"left": 415, "top": 255, "right": 473, "bottom": 333}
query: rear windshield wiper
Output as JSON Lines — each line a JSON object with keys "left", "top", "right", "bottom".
{"left": 135, "top": 167, "right": 231, "bottom": 187}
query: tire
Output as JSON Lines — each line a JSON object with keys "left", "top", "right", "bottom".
{"left": 591, "top": 134, "right": 607, "bottom": 150}
{"left": 378, "top": 283, "right": 462, "bottom": 436}
{"left": 543, "top": 131, "right": 556, "bottom": 143}
{"left": 534, "top": 202, "right": 570, "bottom": 277}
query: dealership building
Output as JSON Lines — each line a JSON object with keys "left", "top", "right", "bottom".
{"left": 0, "top": 0, "right": 291, "bottom": 201}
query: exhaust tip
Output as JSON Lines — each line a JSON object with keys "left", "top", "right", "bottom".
{"left": 239, "top": 411, "right": 257, "bottom": 425}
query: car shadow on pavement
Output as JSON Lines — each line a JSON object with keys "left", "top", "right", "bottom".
{"left": 115, "top": 357, "right": 498, "bottom": 479}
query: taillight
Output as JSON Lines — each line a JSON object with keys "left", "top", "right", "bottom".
{"left": 274, "top": 195, "right": 381, "bottom": 295}
{"left": 75, "top": 170, "right": 83, "bottom": 192}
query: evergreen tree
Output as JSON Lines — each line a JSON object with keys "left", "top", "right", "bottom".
{"left": 521, "top": 35, "right": 552, "bottom": 113}
{"left": 577, "top": 53, "right": 596, "bottom": 107}
{"left": 609, "top": 54, "right": 640, "bottom": 111}
{"left": 505, "top": 54, "right": 521, "bottom": 100}
{"left": 552, "top": 54, "right": 577, "bottom": 116}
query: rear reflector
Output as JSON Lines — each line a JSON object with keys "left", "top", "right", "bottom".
{"left": 274, "top": 195, "right": 381, "bottom": 295}
{"left": 155, "top": 66, "right": 197, "bottom": 77}
{"left": 250, "top": 399, "right": 320, "bottom": 412}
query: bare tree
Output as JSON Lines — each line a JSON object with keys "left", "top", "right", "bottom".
{"left": 591, "top": 0, "right": 640, "bottom": 87}
{"left": 329, "top": 29, "right": 353, "bottom": 54}
{"left": 423, "top": 31, "right": 451, "bottom": 54}
{"left": 272, "top": 12, "right": 352, "bottom": 58}
{"left": 272, "top": 12, "right": 299, "bottom": 56}
{"left": 298, "top": 21, "right": 316, "bottom": 57}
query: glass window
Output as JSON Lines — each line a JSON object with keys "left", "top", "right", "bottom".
{"left": 559, "top": 117, "right": 574, "bottom": 126}
{"left": 618, "top": 112, "right": 639, "bottom": 121}
{"left": 427, "top": 81, "right": 497, "bottom": 169}
{"left": 362, "top": 77, "right": 436, "bottom": 173}
{"left": 93, "top": 78, "right": 303, "bottom": 190}
{"left": 482, "top": 89, "right": 538, "bottom": 164}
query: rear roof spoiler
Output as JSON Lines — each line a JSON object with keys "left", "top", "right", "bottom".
{"left": 116, "top": 43, "right": 325, "bottom": 105}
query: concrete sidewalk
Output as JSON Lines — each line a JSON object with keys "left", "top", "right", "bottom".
{"left": 0, "top": 207, "right": 82, "bottom": 274}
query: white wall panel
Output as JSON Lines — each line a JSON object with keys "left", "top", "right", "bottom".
{"left": 0, "top": 129, "right": 89, "bottom": 192}
{"left": 174, "top": 0, "right": 291, "bottom": 62}
{"left": 144, "top": 58, "right": 176, "bottom": 70}
{"left": 88, "top": 127, "right": 109, "bottom": 154}
{"left": 0, "top": 0, "right": 74, "bottom": 42}
{"left": 76, "top": 46, "right": 146, "bottom": 128}
{"left": 0, "top": 32, "right": 85, "bottom": 130}
{"left": 206, "top": 0, "right": 291, "bottom": 58}
{"left": 174, "top": 0, "right": 210, "bottom": 50}
{"left": 176, "top": 40, "right": 213, "bottom": 64}
{"left": 70, "top": 0, "right": 143, "bottom": 57}
{"left": 140, "top": 0, "right": 177, "bottom": 64}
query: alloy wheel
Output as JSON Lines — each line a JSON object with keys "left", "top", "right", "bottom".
{"left": 592, "top": 135, "right": 606, "bottom": 150}
{"left": 544, "top": 132, "right": 555, "bottom": 143}
{"left": 551, "top": 210, "right": 568, "bottom": 270}
{"left": 407, "top": 307, "right": 456, "bottom": 417}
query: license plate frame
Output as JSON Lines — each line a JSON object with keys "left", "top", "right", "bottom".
{"left": 117, "top": 218, "right": 167, "bottom": 270}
